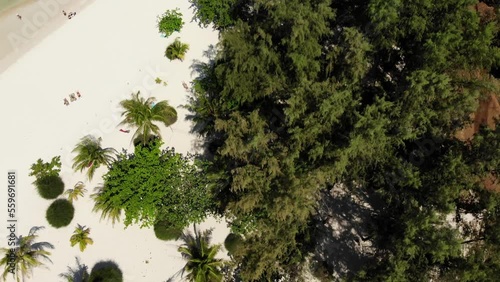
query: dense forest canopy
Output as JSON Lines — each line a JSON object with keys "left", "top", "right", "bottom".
{"left": 186, "top": 0, "right": 500, "bottom": 280}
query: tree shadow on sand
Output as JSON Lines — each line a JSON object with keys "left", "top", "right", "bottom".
{"left": 89, "top": 260, "right": 123, "bottom": 282}
{"left": 309, "top": 183, "right": 382, "bottom": 280}
{"left": 59, "top": 257, "right": 89, "bottom": 282}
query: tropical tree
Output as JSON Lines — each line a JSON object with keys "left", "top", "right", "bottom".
{"left": 64, "top": 181, "right": 87, "bottom": 203}
{"left": 119, "top": 92, "right": 178, "bottom": 145}
{"left": 96, "top": 140, "right": 212, "bottom": 228}
{"left": 70, "top": 224, "right": 94, "bottom": 252}
{"left": 0, "top": 226, "right": 54, "bottom": 282}
{"left": 59, "top": 257, "right": 89, "bottom": 282}
{"left": 177, "top": 226, "right": 223, "bottom": 282}
{"left": 72, "top": 135, "right": 117, "bottom": 181}
{"left": 165, "top": 38, "right": 190, "bottom": 61}
{"left": 91, "top": 185, "right": 122, "bottom": 226}
{"left": 185, "top": 0, "right": 500, "bottom": 280}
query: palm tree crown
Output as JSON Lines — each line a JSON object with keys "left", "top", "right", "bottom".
{"left": 72, "top": 135, "right": 117, "bottom": 181}
{"left": 91, "top": 185, "right": 121, "bottom": 225}
{"left": 64, "top": 181, "right": 87, "bottom": 203}
{"left": 177, "top": 226, "right": 224, "bottom": 282}
{"left": 0, "top": 226, "right": 54, "bottom": 282}
{"left": 165, "top": 38, "right": 190, "bottom": 61}
{"left": 70, "top": 224, "right": 94, "bottom": 252}
{"left": 119, "top": 91, "right": 178, "bottom": 145}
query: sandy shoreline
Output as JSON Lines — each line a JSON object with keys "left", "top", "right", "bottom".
{"left": 0, "top": 0, "right": 227, "bottom": 281}
{"left": 0, "top": 0, "right": 95, "bottom": 73}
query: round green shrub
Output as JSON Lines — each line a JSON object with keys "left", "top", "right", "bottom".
{"left": 157, "top": 9, "right": 184, "bottom": 37}
{"left": 35, "top": 175, "right": 64, "bottom": 199}
{"left": 154, "top": 221, "right": 182, "bottom": 241}
{"left": 89, "top": 260, "right": 123, "bottom": 282}
{"left": 46, "top": 199, "right": 74, "bottom": 228}
{"left": 224, "top": 233, "right": 243, "bottom": 255}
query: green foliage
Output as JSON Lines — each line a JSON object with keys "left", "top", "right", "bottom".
{"left": 35, "top": 175, "right": 64, "bottom": 199}
{"left": 0, "top": 226, "right": 53, "bottom": 282}
{"left": 119, "top": 92, "right": 177, "bottom": 145}
{"left": 157, "top": 9, "right": 184, "bottom": 37}
{"left": 153, "top": 220, "right": 182, "bottom": 241}
{"left": 46, "top": 199, "right": 75, "bottom": 228}
{"left": 29, "top": 156, "right": 61, "bottom": 180}
{"left": 70, "top": 224, "right": 94, "bottom": 252}
{"left": 224, "top": 233, "right": 243, "bottom": 255}
{"left": 94, "top": 140, "right": 213, "bottom": 228}
{"left": 89, "top": 261, "right": 122, "bottom": 282}
{"left": 177, "top": 226, "right": 223, "bottom": 281}
{"left": 64, "top": 181, "right": 87, "bottom": 203}
{"left": 184, "top": 0, "right": 500, "bottom": 280}
{"left": 72, "top": 135, "right": 117, "bottom": 181}
{"left": 91, "top": 185, "right": 122, "bottom": 226}
{"left": 188, "top": 0, "right": 236, "bottom": 30}
{"left": 165, "top": 38, "right": 189, "bottom": 61}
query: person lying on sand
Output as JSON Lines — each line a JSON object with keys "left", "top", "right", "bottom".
{"left": 76, "top": 91, "right": 81, "bottom": 98}
{"left": 62, "top": 10, "right": 66, "bottom": 16}
{"left": 119, "top": 129, "right": 130, "bottom": 133}
{"left": 69, "top": 93, "right": 77, "bottom": 102}
{"left": 64, "top": 98, "right": 69, "bottom": 105}
{"left": 182, "top": 81, "right": 189, "bottom": 90}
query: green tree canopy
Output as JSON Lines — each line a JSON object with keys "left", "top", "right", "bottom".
{"left": 0, "top": 226, "right": 53, "bottom": 282}
{"left": 119, "top": 92, "right": 178, "bottom": 145}
{"left": 93, "top": 140, "right": 214, "bottom": 229}
{"left": 185, "top": 0, "right": 500, "bottom": 280}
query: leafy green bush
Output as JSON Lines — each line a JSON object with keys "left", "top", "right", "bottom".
{"left": 89, "top": 260, "right": 123, "bottom": 282}
{"left": 165, "top": 38, "right": 189, "bottom": 61}
{"left": 98, "top": 141, "right": 213, "bottom": 228}
{"left": 46, "top": 199, "right": 75, "bottom": 228}
{"left": 157, "top": 9, "right": 184, "bottom": 37}
{"left": 29, "top": 156, "right": 61, "bottom": 180}
{"left": 224, "top": 233, "right": 243, "bottom": 255}
{"left": 154, "top": 221, "right": 182, "bottom": 241}
{"left": 35, "top": 175, "right": 64, "bottom": 199}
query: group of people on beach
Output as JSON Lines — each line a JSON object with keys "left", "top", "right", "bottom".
{"left": 62, "top": 10, "right": 77, "bottom": 19}
{"left": 63, "top": 91, "right": 81, "bottom": 105}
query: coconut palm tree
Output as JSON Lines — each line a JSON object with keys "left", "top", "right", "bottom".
{"left": 165, "top": 38, "right": 190, "bottom": 61}
{"left": 72, "top": 135, "right": 117, "bottom": 181}
{"left": 91, "top": 185, "right": 121, "bottom": 225}
{"left": 64, "top": 181, "right": 87, "bottom": 203}
{"left": 119, "top": 91, "right": 178, "bottom": 145}
{"left": 177, "top": 226, "right": 224, "bottom": 282}
{"left": 0, "top": 226, "right": 54, "bottom": 282}
{"left": 58, "top": 257, "right": 89, "bottom": 282}
{"left": 70, "top": 224, "right": 94, "bottom": 252}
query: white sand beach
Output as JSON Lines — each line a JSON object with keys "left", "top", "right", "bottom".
{"left": 0, "top": 0, "right": 228, "bottom": 281}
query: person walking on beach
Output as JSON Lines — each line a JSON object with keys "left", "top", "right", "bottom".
{"left": 62, "top": 10, "right": 67, "bottom": 16}
{"left": 64, "top": 98, "right": 69, "bottom": 105}
{"left": 16, "top": 14, "right": 22, "bottom": 20}
{"left": 76, "top": 91, "right": 81, "bottom": 98}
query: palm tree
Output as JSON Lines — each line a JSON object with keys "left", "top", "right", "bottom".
{"left": 64, "top": 181, "right": 88, "bottom": 203}
{"left": 70, "top": 224, "right": 94, "bottom": 252}
{"left": 177, "top": 226, "right": 224, "bottom": 282}
{"left": 58, "top": 257, "right": 89, "bottom": 282}
{"left": 119, "top": 91, "right": 178, "bottom": 145}
{"left": 0, "top": 226, "right": 54, "bottom": 282}
{"left": 91, "top": 185, "right": 121, "bottom": 225}
{"left": 165, "top": 38, "right": 190, "bottom": 61}
{"left": 72, "top": 135, "right": 117, "bottom": 181}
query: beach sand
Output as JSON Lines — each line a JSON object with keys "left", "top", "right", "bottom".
{"left": 0, "top": 0, "right": 228, "bottom": 281}
{"left": 0, "top": 0, "right": 96, "bottom": 73}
